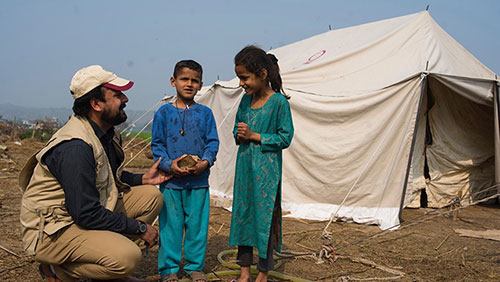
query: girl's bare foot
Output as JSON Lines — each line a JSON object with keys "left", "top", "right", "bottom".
{"left": 233, "top": 266, "right": 251, "bottom": 282}
{"left": 255, "top": 271, "right": 268, "bottom": 282}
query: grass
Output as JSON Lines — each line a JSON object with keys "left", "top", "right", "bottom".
{"left": 122, "top": 132, "right": 154, "bottom": 169}
{"left": 19, "top": 129, "right": 56, "bottom": 142}
{"left": 124, "top": 131, "right": 152, "bottom": 140}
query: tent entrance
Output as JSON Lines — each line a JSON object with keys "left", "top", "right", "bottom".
{"left": 421, "top": 80, "right": 435, "bottom": 208}
{"left": 407, "top": 75, "right": 496, "bottom": 208}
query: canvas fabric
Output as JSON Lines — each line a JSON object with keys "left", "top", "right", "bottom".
{"left": 194, "top": 11, "right": 498, "bottom": 229}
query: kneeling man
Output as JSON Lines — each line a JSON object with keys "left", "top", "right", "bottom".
{"left": 19, "top": 65, "right": 170, "bottom": 282}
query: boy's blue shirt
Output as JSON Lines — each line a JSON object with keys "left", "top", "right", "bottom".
{"left": 151, "top": 102, "right": 219, "bottom": 189}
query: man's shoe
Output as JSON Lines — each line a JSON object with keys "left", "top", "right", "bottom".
{"left": 38, "top": 263, "right": 62, "bottom": 282}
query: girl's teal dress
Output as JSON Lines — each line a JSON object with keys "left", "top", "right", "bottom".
{"left": 229, "top": 92, "right": 294, "bottom": 259}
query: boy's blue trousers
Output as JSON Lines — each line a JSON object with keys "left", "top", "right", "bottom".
{"left": 158, "top": 187, "right": 210, "bottom": 277}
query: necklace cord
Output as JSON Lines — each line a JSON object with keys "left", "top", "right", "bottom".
{"left": 175, "top": 100, "right": 194, "bottom": 136}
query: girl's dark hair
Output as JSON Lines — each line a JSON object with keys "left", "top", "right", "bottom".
{"left": 72, "top": 86, "right": 105, "bottom": 117}
{"left": 234, "top": 45, "right": 289, "bottom": 99}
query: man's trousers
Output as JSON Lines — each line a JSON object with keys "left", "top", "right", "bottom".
{"left": 34, "top": 185, "right": 163, "bottom": 281}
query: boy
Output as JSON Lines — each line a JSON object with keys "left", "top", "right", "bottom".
{"left": 151, "top": 60, "right": 219, "bottom": 282}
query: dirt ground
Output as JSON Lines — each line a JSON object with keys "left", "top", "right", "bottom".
{"left": 0, "top": 138, "right": 499, "bottom": 281}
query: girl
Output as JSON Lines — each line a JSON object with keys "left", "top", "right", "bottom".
{"left": 229, "top": 45, "right": 294, "bottom": 282}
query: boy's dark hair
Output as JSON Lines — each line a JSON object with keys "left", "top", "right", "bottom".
{"left": 234, "top": 45, "right": 289, "bottom": 99}
{"left": 72, "top": 86, "right": 105, "bottom": 117}
{"left": 173, "top": 60, "right": 203, "bottom": 80}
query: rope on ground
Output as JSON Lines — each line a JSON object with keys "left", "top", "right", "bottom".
{"left": 336, "top": 274, "right": 405, "bottom": 281}
{"left": 276, "top": 249, "right": 316, "bottom": 260}
{"left": 206, "top": 249, "right": 312, "bottom": 282}
{"left": 314, "top": 243, "right": 335, "bottom": 264}
{"left": 323, "top": 182, "right": 500, "bottom": 241}
{"left": 336, "top": 255, "right": 405, "bottom": 276}
{"left": 0, "top": 263, "right": 29, "bottom": 274}
{"left": 0, "top": 244, "right": 21, "bottom": 257}
{"left": 334, "top": 188, "right": 500, "bottom": 252}
{"left": 276, "top": 248, "right": 406, "bottom": 281}
{"left": 279, "top": 185, "right": 500, "bottom": 280}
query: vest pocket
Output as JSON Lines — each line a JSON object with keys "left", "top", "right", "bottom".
{"left": 95, "top": 161, "right": 109, "bottom": 191}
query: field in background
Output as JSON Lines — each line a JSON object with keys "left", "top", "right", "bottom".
{"left": 0, "top": 136, "right": 499, "bottom": 281}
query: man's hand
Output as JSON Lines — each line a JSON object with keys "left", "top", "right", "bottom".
{"left": 139, "top": 222, "right": 159, "bottom": 248}
{"left": 170, "top": 156, "right": 191, "bottom": 177}
{"left": 187, "top": 160, "right": 209, "bottom": 175}
{"left": 142, "top": 157, "right": 172, "bottom": 185}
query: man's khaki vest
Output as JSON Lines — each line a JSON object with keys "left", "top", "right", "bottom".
{"left": 19, "top": 115, "right": 129, "bottom": 255}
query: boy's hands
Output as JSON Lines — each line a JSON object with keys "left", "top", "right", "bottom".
{"left": 187, "top": 160, "right": 209, "bottom": 175}
{"left": 171, "top": 156, "right": 191, "bottom": 177}
{"left": 171, "top": 156, "right": 209, "bottom": 177}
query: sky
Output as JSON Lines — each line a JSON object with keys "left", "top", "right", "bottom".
{"left": 0, "top": 0, "right": 499, "bottom": 111}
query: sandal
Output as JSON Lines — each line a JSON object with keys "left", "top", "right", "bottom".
{"left": 189, "top": 271, "right": 206, "bottom": 282}
{"left": 230, "top": 278, "right": 253, "bottom": 282}
{"left": 161, "top": 273, "right": 179, "bottom": 282}
{"left": 38, "top": 263, "right": 61, "bottom": 282}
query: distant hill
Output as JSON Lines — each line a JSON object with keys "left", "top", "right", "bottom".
{"left": 0, "top": 103, "right": 155, "bottom": 132}
{"left": 0, "top": 103, "right": 73, "bottom": 123}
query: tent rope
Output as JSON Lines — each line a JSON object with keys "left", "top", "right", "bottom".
{"left": 120, "top": 99, "right": 163, "bottom": 135}
{"left": 121, "top": 99, "right": 163, "bottom": 152}
{"left": 332, "top": 184, "right": 500, "bottom": 251}
{"left": 124, "top": 138, "right": 155, "bottom": 168}
{"left": 121, "top": 96, "right": 175, "bottom": 166}
{"left": 321, "top": 82, "right": 422, "bottom": 239}
{"left": 282, "top": 186, "right": 500, "bottom": 278}
{"left": 122, "top": 117, "right": 154, "bottom": 151}
{"left": 124, "top": 136, "right": 151, "bottom": 153}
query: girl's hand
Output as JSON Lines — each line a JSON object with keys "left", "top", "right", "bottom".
{"left": 237, "top": 122, "right": 252, "bottom": 143}
{"left": 187, "top": 160, "right": 209, "bottom": 175}
{"left": 237, "top": 122, "right": 260, "bottom": 143}
{"left": 170, "top": 156, "right": 190, "bottom": 177}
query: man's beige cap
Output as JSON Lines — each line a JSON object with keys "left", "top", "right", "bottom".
{"left": 69, "top": 65, "right": 134, "bottom": 99}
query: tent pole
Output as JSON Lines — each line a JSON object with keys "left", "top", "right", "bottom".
{"left": 495, "top": 81, "right": 500, "bottom": 203}
{"left": 398, "top": 73, "right": 428, "bottom": 221}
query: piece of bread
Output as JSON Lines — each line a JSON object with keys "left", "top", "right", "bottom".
{"left": 177, "top": 154, "right": 201, "bottom": 169}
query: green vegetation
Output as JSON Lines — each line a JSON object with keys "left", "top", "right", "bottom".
{"left": 19, "top": 128, "right": 57, "bottom": 142}
{"left": 125, "top": 131, "right": 152, "bottom": 140}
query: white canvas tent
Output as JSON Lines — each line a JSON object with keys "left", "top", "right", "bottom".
{"left": 194, "top": 11, "right": 499, "bottom": 230}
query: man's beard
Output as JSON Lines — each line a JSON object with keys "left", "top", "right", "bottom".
{"left": 102, "top": 104, "right": 127, "bottom": 126}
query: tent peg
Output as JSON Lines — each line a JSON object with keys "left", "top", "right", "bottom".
{"left": 426, "top": 5, "right": 430, "bottom": 11}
